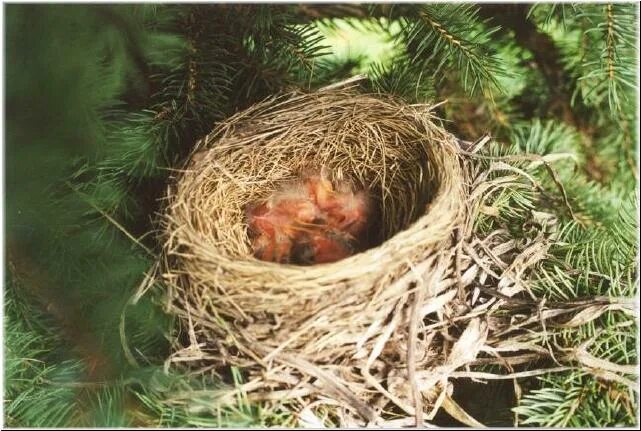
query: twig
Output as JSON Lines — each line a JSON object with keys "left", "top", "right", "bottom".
{"left": 319, "top": 74, "right": 368, "bottom": 92}
{"left": 407, "top": 274, "right": 426, "bottom": 427}
{"left": 267, "top": 351, "right": 379, "bottom": 423}
{"left": 66, "top": 181, "right": 156, "bottom": 257}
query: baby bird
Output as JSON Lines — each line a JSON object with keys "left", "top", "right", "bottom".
{"left": 307, "top": 229, "right": 355, "bottom": 264}
{"left": 247, "top": 169, "right": 372, "bottom": 265}
{"left": 305, "top": 174, "right": 371, "bottom": 239}
{"left": 246, "top": 190, "right": 321, "bottom": 263}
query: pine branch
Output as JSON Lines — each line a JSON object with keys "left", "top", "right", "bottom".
{"left": 367, "top": 57, "right": 436, "bottom": 103}
{"left": 473, "top": 135, "right": 637, "bottom": 427}
{"left": 515, "top": 370, "right": 636, "bottom": 426}
{"left": 477, "top": 4, "right": 631, "bottom": 183}
{"left": 527, "top": 3, "right": 580, "bottom": 29}
{"left": 400, "top": 4, "right": 505, "bottom": 97}
{"left": 478, "top": 5, "right": 579, "bottom": 124}
{"left": 575, "top": 3, "right": 638, "bottom": 115}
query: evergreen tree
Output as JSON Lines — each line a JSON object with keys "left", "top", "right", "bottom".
{"left": 4, "top": 3, "right": 638, "bottom": 427}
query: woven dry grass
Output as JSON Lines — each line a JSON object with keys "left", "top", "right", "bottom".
{"left": 152, "top": 83, "right": 637, "bottom": 427}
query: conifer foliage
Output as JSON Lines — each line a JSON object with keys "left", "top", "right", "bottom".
{"left": 4, "top": 3, "right": 638, "bottom": 427}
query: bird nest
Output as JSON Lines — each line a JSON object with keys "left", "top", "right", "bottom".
{"left": 153, "top": 84, "right": 628, "bottom": 426}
